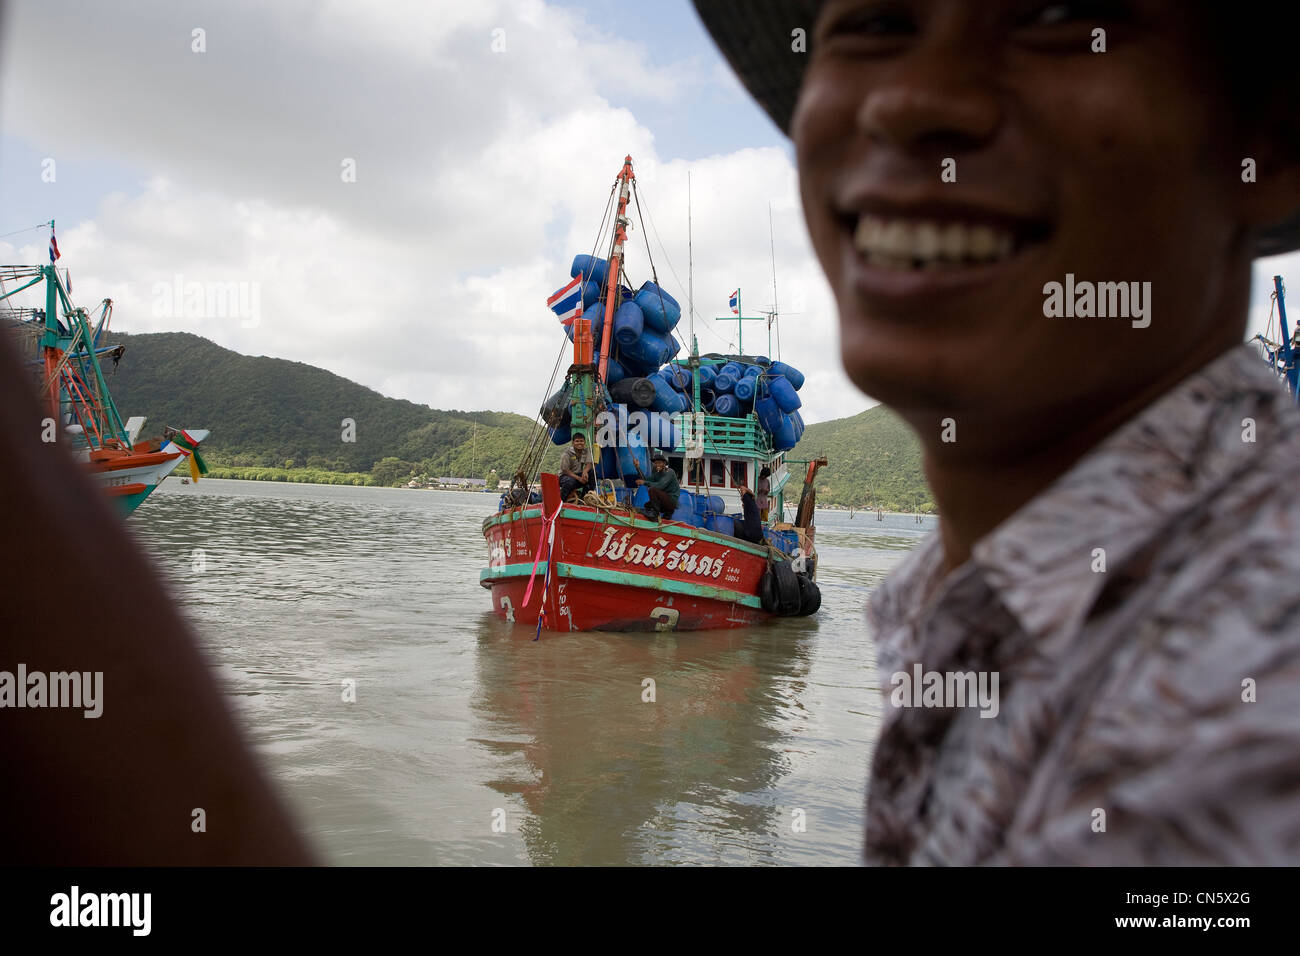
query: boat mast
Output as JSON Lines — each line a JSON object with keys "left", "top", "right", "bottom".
{"left": 1274, "top": 275, "right": 1297, "bottom": 402}
{"left": 595, "top": 157, "right": 635, "bottom": 384}
{"left": 566, "top": 157, "right": 633, "bottom": 457}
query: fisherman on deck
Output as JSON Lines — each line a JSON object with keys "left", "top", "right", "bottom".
{"left": 756, "top": 466, "right": 772, "bottom": 522}
{"left": 558, "top": 433, "right": 595, "bottom": 503}
{"left": 734, "top": 485, "right": 766, "bottom": 545}
{"left": 637, "top": 452, "right": 679, "bottom": 520}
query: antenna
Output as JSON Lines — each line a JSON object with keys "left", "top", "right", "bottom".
{"left": 688, "top": 170, "right": 694, "bottom": 351}
{"left": 768, "top": 202, "right": 779, "bottom": 359}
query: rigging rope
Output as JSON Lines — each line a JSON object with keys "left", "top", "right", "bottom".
{"left": 634, "top": 180, "right": 733, "bottom": 351}
{"left": 0, "top": 221, "right": 53, "bottom": 241}
{"left": 513, "top": 180, "right": 621, "bottom": 493}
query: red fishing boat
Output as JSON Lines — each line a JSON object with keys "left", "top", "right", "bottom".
{"left": 481, "top": 157, "right": 825, "bottom": 633}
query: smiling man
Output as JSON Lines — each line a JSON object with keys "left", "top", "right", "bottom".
{"left": 696, "top": 0, "right": 1300, "bottom": 864}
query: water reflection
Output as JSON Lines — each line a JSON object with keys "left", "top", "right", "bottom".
{"left": 128, "top": 481, "right": 927, "bottom": 865}
{"left": 471, "top": 610, "right": 820, "bottom": 865}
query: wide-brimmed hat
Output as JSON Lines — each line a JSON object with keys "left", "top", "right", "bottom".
{"left": 692, "top": 0, "right": 1300, "bottom": 257}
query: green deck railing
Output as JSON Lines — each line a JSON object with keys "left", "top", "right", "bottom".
{"left": 668, "top": 412, "right": 773, "bottom": 459}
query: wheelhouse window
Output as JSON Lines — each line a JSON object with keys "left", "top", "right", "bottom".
{"left": 730, "top": 460, "right": 748, "bottom": 488}
{"left": 709, "top": 458, "right": 727, "bottom": 487}
{"left": 668, "top": 456, "right": 684, "bottom": 479}
{"left": 686, "top": 458, "right": 705, "bottom": 485}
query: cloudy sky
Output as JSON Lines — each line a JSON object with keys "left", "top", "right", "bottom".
{"left": 1, "top": 0, "right": 1296, "bottom": 425}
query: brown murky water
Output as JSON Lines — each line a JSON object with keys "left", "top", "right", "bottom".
{"left": 132, "top": 479, "right": 932, "bottom": 865}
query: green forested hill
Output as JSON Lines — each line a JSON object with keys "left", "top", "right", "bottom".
{"left": 96, "top": 331, "right": 930, "bottom": 504}
{"left": 791, "top": 405, "right": 933, "bottom": 512}
{"left": 101, "top": 331, "right": 561, "bottom": 480}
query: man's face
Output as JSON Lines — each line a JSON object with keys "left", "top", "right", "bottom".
{"left": 653, "top": 460, "right": 665, "bottom": 472}
{"left": 573, "top": 438, "right": 586, "bottom": 453}
{"left": 793, "top": 0, "right": 1251, "bottom": 451}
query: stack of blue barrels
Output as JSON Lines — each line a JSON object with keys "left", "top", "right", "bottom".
{"left": 550, "top": 253, "right": 685, "bottom": 383}
{"left": 627, "top": 354, "right": 806, "bottom": 453}
{"left": 545, "top": 252, "right": 808, "bottom": 493}
{"left": 702, "top": 356, "right": 806, "bottom": 452}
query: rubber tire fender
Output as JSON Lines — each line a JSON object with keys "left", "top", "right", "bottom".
{"left": 796, "top": 573, "right": 821, "bottom": 616}
{"left": 772, "top": 560, "right": 801, "bottom": 616}
{"left": 760, "top": 568, "right": 780, "bottom": 614}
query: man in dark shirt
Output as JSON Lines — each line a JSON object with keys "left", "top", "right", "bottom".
{"left": 734, "top": 484, "right": 765, "bottom": 544}
{"left": 637, "top": 452, "right": 680, "bottom": 519}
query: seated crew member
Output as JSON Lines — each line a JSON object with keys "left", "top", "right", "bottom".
{"left": 637, "top": 452, "right": 679, "bottom": 519}
{"left": 558, "top": 433, "right": 595, "bottom": 502}
{"left": 734, "top": 485, "right": 766, "bottom": 544}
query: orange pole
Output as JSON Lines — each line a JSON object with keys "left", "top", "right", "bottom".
{"left": 597, "top": 156, "right": 635, "bottom": 383}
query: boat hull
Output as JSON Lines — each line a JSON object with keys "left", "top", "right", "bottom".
{"left": 481, "top": 500, "right": 775, "bottom": 632}
{"left": 83, "top": 428, "right": 210, "bottom": 516}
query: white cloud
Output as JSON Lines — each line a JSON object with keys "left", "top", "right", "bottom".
{"left": 0, "top": 0, "right": 867, "bottom": 427}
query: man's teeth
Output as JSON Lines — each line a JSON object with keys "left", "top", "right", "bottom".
{"left": 853, "top": 216, "right": 1017, "bottom": 268}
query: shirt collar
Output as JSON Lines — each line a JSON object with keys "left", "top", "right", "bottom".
{"left": 871, "top": 344, "right": 1289, "bottom": 644}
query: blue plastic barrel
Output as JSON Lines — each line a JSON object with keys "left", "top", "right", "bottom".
{"left": 714, "top": 393, "right": 742, "bottom": 417}
{"left": 631, "top": 485, "right": 649, "bottom": 508}
{"left": 613, "top": 301, "right": 644, "bottom": 347}
{"left": 755, "top": 395, "right": 784, "bottom": 433}
{"left": 596, "top": 446, "right": 621, "bottom": 479}
{"left": 719, "top": 362, "right": 743, "bottom": 380}
{"left": 649, "top": 412, "right": 683, "bottom": 450}
{"left": 635, "top": 281, "right": 682, "bottom": 334}
{"left": 699, "top": 384, "right": 716, "bottom": 409}
{"left": 619, "top": 446, "right": 649, "bottom": 479}
{"left": 670, "top": 491, "right": 695, "bottom": 523}
{"left": 620, "top": 328, "right": 674, "bottom": 372}
{"left": 713, "top": 371, "right": 737, "bottom": 394}
{"left": 550, "top": 422, "right": 572, "bottom": 446}
{"left": 663, "top": 364, "right": 692, "bottom": 391}
{"left": 770, "top": 375, "right": 802, "bottom": 413}
{"left": 604, "top": 355, "right": 628, "bottom": 385}
{"left": 705, "top": 513, "right": 735, "bottom": 537}
{"left": 734, "top": 375, "right": 758, "bottom": 403}
{"left": 768, "top": 361, "right": 805, "bottom": 390}
{"left": 583, "top": 280, "right": 603, "bottom": 308}
{"left": 697, "top": 364, "right": 718, "bottom": 386}
{"left": 792, "top": 410, "right": 805, "bottom": 441}
{"left": 646, "top": 373, "right": 685, "bottom": 413}
{"left": 571, "top": 254, "right": 608, "bottom": 287}
{"left": 772, "top": 413, "right": 799, "bottom": 451}
{"left": 764, "top": 528, "right": 799, "bottom": 554}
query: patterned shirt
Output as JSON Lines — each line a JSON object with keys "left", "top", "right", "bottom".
{"left": 864, "top": 344, "right": 1300, "bottom": 865}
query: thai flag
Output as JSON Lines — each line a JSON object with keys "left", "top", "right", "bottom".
{"left": 729, "top": 289, "right": 739, "bottom": 314}
{"left": 547, "top": 274, "right": 584, "bottom": 328}
{"left": 49, "top": 228, "right": 60, "bottom": 263}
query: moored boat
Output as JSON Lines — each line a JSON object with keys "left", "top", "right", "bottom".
{"left": 481, "top": 157, "right": 826, "bottom": 633}
{"left": 1, "top": 229, "right": 210, "bottom": 515}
